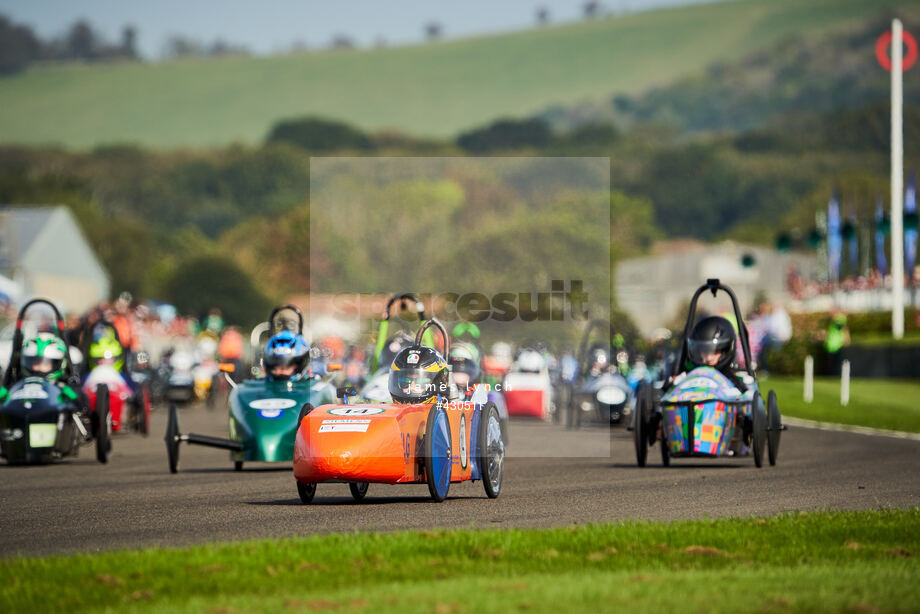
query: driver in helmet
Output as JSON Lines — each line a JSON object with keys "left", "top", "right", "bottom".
{"left": 263, "top": 330, "right": 309, "bottom": 380}
{"left": 388, "top": 346, "right": 449, "bottom": 405}
{"left": 89, "top": 330, "right": 125, "bottom": 372}
{"left": 22, "top": 332, "right": 68, "bottom": 380}
{"left": 0, "top": 332, "right": 81, "bottom": 404}
{"left": 685, "top": 316, "right": 746, "bottom": 392}
{"left": 587, "top": 343, "right": 611, "bottom": 376}
{"left": 449, "top": 341, "right": 481, "bottom": 401}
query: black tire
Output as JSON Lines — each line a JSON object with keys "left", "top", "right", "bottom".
{"left": 297, "top": 481, "right": 316, "bottom": 504}
{"left": 206, "top": 376, "right": 216, "bottom": 410}
{"left": 752, "top": 392, "right": 767, "bottom": 468}
{"left": 424, "top": 404, "right": 452, "bottom": 502}
{"left": 165, "top": 403, "right": 180, "bottom": 473}
{"left": 349, "top": 482, "right": 369, "bottom": 501}
{"left": 659, "top": 413, "right": 670, "bottom": 467}
{"left": 633, "top": 384, "right": 649, "bottom": 467}
{"left": 767, "top": 390, "right": 782, "bottom": 466}
{"left": 234, "top": 461, "right": 243, "bottom": 471}
{"left": 95, "top": 384, "right": 110, "bottom": 464}
{"left": 139, "top": 383, "right": 151, "bottom": 436}
{"left": 478, "top": 402, "right": 505, "bottom": 498}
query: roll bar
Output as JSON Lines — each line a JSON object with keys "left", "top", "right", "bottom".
{"left": 415, "top": 318, "right": 450, "bottom": 359}
{"left": 3, "top": 298, "right": 77, "bottom": 388}
{"left": 676, "top": 278, "right": 754, "bottom": 377}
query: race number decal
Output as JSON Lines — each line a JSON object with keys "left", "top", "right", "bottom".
{"left": 327, "top": 407, "right": 385, "bottom": 416}
{"left": 459, "top": 414, "right": 468, "bottom": 470}
{"left": 10, "top": 384, "right": 49, "bottom": 401}
{"left": 29, "top": 423, "right": 57, "bottom": 447}
{"left": 319, "top": 419, "right": 371, "bottom": 433}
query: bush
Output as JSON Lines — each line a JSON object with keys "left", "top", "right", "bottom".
{"left": 161, "top": 255, "right": 273, "bottom": 327}
{"left": 266, "top": 116, "right": 373, "bottom": 152}
{"left": 456, "top": 118, "right": 553, "bottom": 153}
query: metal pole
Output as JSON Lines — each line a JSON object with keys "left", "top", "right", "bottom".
{"left": 804, "top": 355, "right": 814, "bottom": 403}
{"left": 892, "top": 19, "right": 905, "bottom": 339}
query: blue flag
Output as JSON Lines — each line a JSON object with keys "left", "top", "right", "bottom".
{"left": 906, "top": 172, "right": 917, "bottom": 279}
{"left": 827, "top": 191, "right": 842, "bottom": 283}
{"left": 875, "top": 198, "right": 888, "bottom": 277}
{"left": 847, "top": 210, "right": 859, "bottom": 275}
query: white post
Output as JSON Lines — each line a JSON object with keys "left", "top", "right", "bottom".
{"left": 804, "top": 355, "right": 814, "bottom": 403}
{"left": 892, "top": 19, "right": 905, "bottom": 339}
{"left": 840, "top": 359, "right": 851, "bottom": 406}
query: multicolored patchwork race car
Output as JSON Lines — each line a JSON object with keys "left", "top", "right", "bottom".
{"left": 633, "top": 279, "right": 784, "bottom": 468}
{"left": 293, "top": 319, "right": 505, "bottom": 503}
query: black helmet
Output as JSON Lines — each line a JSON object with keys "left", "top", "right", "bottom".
{"left": 388, "top": 345, "right": 449, "bottom": 405}
{"left": 687, "top": 316, "right": 736, "bottom": 371}
{"left": 378, "top": 331, "right": 414, "bottom": 372}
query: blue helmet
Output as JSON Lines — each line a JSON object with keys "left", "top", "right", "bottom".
{"left": 264, "top": 330, "right": 310, "bottom": 380}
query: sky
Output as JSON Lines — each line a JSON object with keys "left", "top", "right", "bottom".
{"left": 0, "top": 0, "right": 709, "bottom": 59}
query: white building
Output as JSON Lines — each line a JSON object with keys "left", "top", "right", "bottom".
{"left": 0, "top": 206, "right": 109, "bottom": 314}
{"left": 616, "top": 240, "right": 816, "bottom": 335}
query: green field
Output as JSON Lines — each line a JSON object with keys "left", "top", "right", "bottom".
{"left": 0, "top": 0, "right": 914, "bottom": 148}
{"left": 764, "top": 376, "right": 920, "bottom": 433}
{"left": 2, "top": 510, "right": 917, "bottom": 612}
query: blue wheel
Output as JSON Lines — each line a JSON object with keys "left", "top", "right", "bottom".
{"left": 424, "top": 405, "right": 452, "bottom": 502}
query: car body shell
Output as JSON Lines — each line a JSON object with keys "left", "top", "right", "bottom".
{"left": 659, "top": 366, "right": 753, "bottom": 457}
{"left": 229, "top": 376, "right": 338, "bottom": 463}
{"left": 0, "top": 377, "right": 83, "bottom": 464}
{"left": 294, "top": 400, "right": 484, "bottom": 485}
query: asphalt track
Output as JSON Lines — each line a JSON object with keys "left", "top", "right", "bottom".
{"left": 1, "top": 401, "right": 918, "bottom": 558}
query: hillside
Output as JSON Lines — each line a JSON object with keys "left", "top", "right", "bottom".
{"left": 541, "top": 12, "right": 920, "bottom": 133}
{"left": 0, "top": 0, "right": 915, "bottom": 148}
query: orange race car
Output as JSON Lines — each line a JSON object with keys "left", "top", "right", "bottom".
{"left": 292, "top": 319, "right": 505, "bottom": 503}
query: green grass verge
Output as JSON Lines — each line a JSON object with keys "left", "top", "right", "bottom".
{"left": 0, "top": 0, "right": 914, "bottom": 148}
{"left": 2, "top": 510, "right": 918, "bottom": 613}
{"left": 763, "top": 376, "right": 920, "bottom": 433}
{"left": 850, "top": 332, "right": 920, "bottom": 348}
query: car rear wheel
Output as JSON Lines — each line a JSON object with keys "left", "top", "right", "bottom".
{"left": 140, "top": 382, "right": 151, "bottom": 436}
{"left": 633, "top": 384, "right": 649, "bottom": 467}
{"left": 424, "top": 404, "right": 452, "bottom": 502}
{"left": 165, "top": 403, "right": 180, "bottom": 473}
{"left": 349, "top": 482, "right": 369, "bottom": 501}
{"left": 659, "top": 414, "right": 670, "bottom": 467}
{"left": 478, "top": 402, "right": 504, "bottom": 498}
{"left": 767, "top": 390, "right": 782, "bottom": 466}
{"left": 95, "top": 384, "right": 110, "bottom": 464}
{"left": 752, "top": 392, "right": 767, "bottom": 468}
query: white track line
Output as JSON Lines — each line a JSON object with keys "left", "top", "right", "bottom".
{"left": 782, "top": 416, "right": 920, "bottom": 441}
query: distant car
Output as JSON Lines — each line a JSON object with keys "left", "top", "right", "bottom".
{"left": 633, "top": 279, "right": 784, "bottom": 468}
{"left": 165, "top": 305, "right": 338, "bottom": 472}
{"left": 568, "top": 319, "right": 634, "bottom": 427}
{"left": 503, "top": 348, "right": 555, "bottom": 420}
{"left": 0, "top": 299, "right": 110, "bottom": 465}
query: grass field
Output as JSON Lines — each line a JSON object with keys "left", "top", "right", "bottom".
{"left": 1, "top": 510, "right": 917, "bottom": 612}
{"left": 0, "top": 0, "right": 914, "bottom": 148}
{"left": 764, "top": 376, "right": 920, "bottom": 433}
